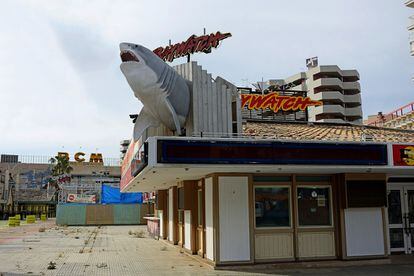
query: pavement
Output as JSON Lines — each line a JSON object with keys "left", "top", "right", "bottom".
{"left": 0, "top": 220, "right": 414, "bottom": 275}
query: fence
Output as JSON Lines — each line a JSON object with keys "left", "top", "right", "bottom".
{"left": 56, "top": 203, "right": 148, "bottom": 226}
{"left": 0, "top": 154, "right": 120, "bottom": 167}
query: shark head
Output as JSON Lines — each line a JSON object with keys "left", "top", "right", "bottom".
{"left": 119, "top": 42, "right": 166, "bottom": 100}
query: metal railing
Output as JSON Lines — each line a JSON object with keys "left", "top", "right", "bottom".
{"left": 0, "top": 154, "right": 120, "bottom": 167}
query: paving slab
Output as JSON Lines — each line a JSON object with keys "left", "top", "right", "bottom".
{"left": 1, "top": 222, "right": 414, "bottom": 275}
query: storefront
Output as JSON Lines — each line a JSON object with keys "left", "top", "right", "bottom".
{"left": 118, "top": 36, "right": 414, "bottom": 265}
{"left": 120, "top": 136, "right": 414, "bottom": 265}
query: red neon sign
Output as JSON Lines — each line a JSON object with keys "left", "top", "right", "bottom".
{"left": 241, "top": 92, "right": 322, "bottom": 113}
{"left": 153, "top": 31, "right": 232, "bottom": 62}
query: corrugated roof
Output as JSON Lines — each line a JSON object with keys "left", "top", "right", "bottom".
{"left": 243, "top": 121, "right": 414, "bottom": 143}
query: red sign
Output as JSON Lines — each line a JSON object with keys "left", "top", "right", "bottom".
{"left": 241, "top": 92, "right": 322, "bottom": 113}
{"left": 153, "top": 31, "right": 232, "bottom": 62}
{"left": 393, "top": 144, "right": 414, "bottom": 166}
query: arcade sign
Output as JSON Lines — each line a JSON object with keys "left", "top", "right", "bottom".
{"left": 393, "top": 144, "right": 414, "bottom": 166}
{"left": 153, "top": 31, "right": 232, "bottom": 62}
{"left": 241, "top": 92, "right": 323, "bottom": 113}
{"left": 57, "top": 152, "right": 104, "bottom": 163}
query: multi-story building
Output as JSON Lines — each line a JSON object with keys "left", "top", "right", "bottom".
{"left": 406, "top": 0, "right": 414, "bottom": 55}
{"left": 120, "top": 139, "right": 130, "bottom": 161}
{"left": 365, "top": 101, "right": 414, "bottom": 130}
{"left": 0, "top": 153, "right": 120, "bottom": 219}
{"left": 253, "top": 65, "right": 363, "bottom": 124}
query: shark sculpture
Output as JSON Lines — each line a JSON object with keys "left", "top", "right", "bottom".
{"left": 119, "top": 42, "right": 190, "bottom": 141}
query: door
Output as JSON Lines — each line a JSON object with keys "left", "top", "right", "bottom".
{"left": 196, "top": 182, "right": 205, "bottom": 257}
{"left": 388, "top": 186, "right": 414, "bottom": 254}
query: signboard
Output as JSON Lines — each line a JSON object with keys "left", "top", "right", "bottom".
{"left": 393, "top": 144, "right": 414, "bottom": 166}
{"left": 153, "top": 31, "right": 232, "bottom": 62}
{"left": 67, "top": 193, "right": 96, "bottom": 203}
{"left": 241, "top": 92, "right": 322, "bottom": 113}
{"left": 57, "top": 152, "right": 103, "bottom": 163}
{"left": 120, "top": 138, "right": 145, "bottom": 190}
{"left": 158, "top": 140, "right": 388, "bottom": 166}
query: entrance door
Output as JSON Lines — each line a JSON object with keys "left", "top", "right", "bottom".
{"left": 388, "top": 186, "right": 414, "bottom": 254}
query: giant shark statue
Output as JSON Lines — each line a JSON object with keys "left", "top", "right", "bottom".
{"left": 119, "top": 42, "right": 190, "bottom": 141}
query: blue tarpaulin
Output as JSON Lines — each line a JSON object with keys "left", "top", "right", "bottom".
{"left": 101, "top": 184, "right": 142, "bottom": 204}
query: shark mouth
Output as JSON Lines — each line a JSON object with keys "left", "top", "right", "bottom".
{"left": 120, "top": 50, "right": 139, "bottom": 63}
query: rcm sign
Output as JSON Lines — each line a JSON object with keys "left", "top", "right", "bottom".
{"left": 57, "top": 152, "right": 103, "bottom": 163}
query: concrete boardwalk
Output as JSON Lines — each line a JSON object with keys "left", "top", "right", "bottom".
{"left": 1, "top": 221, "right": 414, "bottom": 275}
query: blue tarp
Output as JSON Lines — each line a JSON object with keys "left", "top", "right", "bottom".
{"left": 101, "top": 184, "right": 142, "bottom": 204}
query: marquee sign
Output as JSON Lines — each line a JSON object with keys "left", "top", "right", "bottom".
{"left": 153, "top": 31, "right": 232, "bottom": 62}
{"left": 393, "top": 144, "right": 414, "bottom": 166}
{"left": 57, "top": 152, "right": 103, "bottom": 163}
{"left": 241, "top": 92, "right": 323, "bottom": 113}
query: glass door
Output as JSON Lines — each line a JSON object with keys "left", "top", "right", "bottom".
{"left": 403, "top": 188, "right": 414, "bottom": 254}
{"left": 388, "top": 189, "right": 405, "bottom": 252}
{"left": 388, "top": 187, "right": 414, "bottom": 254}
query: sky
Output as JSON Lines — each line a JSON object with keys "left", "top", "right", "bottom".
{"left": 0, "top": 0, "right": 413, "bottom": 157}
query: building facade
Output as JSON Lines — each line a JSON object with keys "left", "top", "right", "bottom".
{"left": 406, "top": 0, "right": 414, "bottom": 56}
{"left": 256, "top": 65, "right": 363, "bottom": 124}
{"left": 120, "top": 59, "right": 414, "bottom": 265}
{"left": 365, "top": 101, "right": 414, "bottom": 130}
{"left": 0, "top": 154, "right": 121, "bottom": 219}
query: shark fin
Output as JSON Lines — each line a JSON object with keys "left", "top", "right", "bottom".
{"left": 133, "top": 107, "right": 160, "bottom": 142}
{"left": 164, "top": 99, "right": 182, "bottom": 135}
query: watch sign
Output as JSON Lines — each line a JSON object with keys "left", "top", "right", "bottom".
{"left": 393, "top": 144, "right": 414, "bottom": 166}
{"left": 241, "top": 92, "right": 322, "bottom": 113}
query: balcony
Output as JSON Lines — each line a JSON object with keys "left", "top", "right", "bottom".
{"left": 313, "top": 78, "right": 343, "bottom": 90}
{"left": 342, "top": 70, "right": 360, "bottom": 81}
{"left": 344, "top": 94, "right": 361, "bottom": 104}
{"left": 406, "top": 0, "right": 414, "bottom": 8}
{"left": 343, "top": 82, "right": 361, "bottom": 92}
{"left": 312, "top": 91, "right": 344, "bottom": 102}
{"left": 409, "top": 15, "right": 414, "bottom": 31}
{"left": 312, "top": 105, "right": 345, "bottom": 116}
{"left": 345, "top": 106, "right": 363, "bottom": 118}
{"left": 317, "top": 118, "right": 345, "bottom": 124}
{"left": 410, "top": 39, "right": 414, "bottom": 56}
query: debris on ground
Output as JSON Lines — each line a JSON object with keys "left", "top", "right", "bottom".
{"left": 38, "top": 227, "right": 46, "bottom": 232}
{"left": 128, "top": 229, "right": 146, "bottom": 238}
{"left": 47, "top": 261, "right": 56, "bottom": 270}
{"left": 74, "top": 236, "right": 79, "bottom": 239}
{"left": 96, "top": 262, "right": 108, "bottom": 268}
{"left": 160, "top": 246, "right": 167, "bottom": 251}
{"left": 23, "top": 239, "right": 40, "bottom": 242}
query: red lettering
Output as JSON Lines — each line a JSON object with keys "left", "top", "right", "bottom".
{"left": 153, "top": 47, "right": 164, "bottom": 59}
{"left": 281, "top": 97, "right": 296, "bottom": 111}
{"left": 241, "top": 94, "right": 252, "bottom": 108}
{"left": 248, "top": 94, "right": 267, "bottom": 109}
{"left": 152, "top": 31, "right": 232, "bottom": 62}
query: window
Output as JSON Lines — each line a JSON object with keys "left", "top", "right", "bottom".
{"left": 297, "top": 187, "right": 331, "bottom": 226}
{"left": 255, "top": 187, "right": 290, "bottom": 228}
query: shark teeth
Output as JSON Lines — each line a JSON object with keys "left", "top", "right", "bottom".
{"left": 120, "top": 50, "right": 139, "bottom": 62}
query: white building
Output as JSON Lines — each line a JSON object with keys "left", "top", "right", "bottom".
{"left": 406, "top": 0, "right": 414, "bottom": 55}
{"left": 258, "top": 65, "right": 363, "bottom": 124}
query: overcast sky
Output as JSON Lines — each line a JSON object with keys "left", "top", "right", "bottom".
{"left": 0, "top": 0, "right": 413, "bottom": 157}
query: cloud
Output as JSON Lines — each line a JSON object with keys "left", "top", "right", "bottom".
{"left": 0, "top": 0, "right": 413, "bottom": 157}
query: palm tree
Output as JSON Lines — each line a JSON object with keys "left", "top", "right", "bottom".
{"left": 49, "top": 155, "right": 73, "bottom": 176}
{"left": 48, "top": 155, "right": 73, "bottom": 191}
